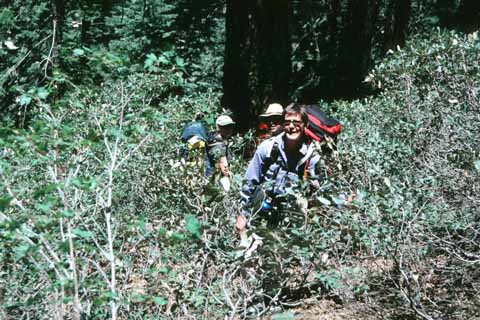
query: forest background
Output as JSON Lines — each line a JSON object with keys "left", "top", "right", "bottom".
{"left": 0, "top": 0, "right": 479, "bottom": 319}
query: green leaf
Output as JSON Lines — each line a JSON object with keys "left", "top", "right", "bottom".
{"left": 109, "top": 128, "right": 122, "bottom": 138}
{"left": 73, "top": 48, "right": 85, "bottom": 56}
{"left": 152, "top": 297, "right": 167, "bottom": 305}
{"left": 72, "top": 228, "right": 92, "bottom": 239}
{"left": 138, "top": 216, "right": 146, "bottom": 233}
{"left": 158, "top": 55, "right": 169, "bottom": 65}
{"left": 72, "top": 178, "right": 97, "bottom": 191}
{"left": 19, "top": 95, "right": 32, "bottom": 106}
{"left": 424, "top": 16, "right": 439, "bottom": 25}
{"left": 33, "top": 183, "right": 56, "bottom": 199}
{"left": 131, "top": 294, "right": 146, "bottom": 303}
{"left": 474, "top": 160, "right": 480, "bottom": 172}
{"left": 14, "top": 244, "right": 30, "bottom": 260}
{"left": 60, "top": 209, "right": 75, "bottom": 218}
{"left": 0, "top": 196, "right": 12, "bottom": 211}
{"left": 35, "top": 201, "right": 53, "bottom": 213}
{"left": 317, "top": 196, "right": 331, "bottom": 206}
{"left": 59, "top": 240, "right": 69, "bottom": 253}
{"left": 175, "top": 56, "right": 185, "bottom": 67}
{"left": 170, "top": 232, "right": 186, "bottom": 242}
{"left": 272, "top": 312, "right": 295, "bottom": 320}
{"left": 36, "top": 87, "right": 49, "bottom": 100}
{"left": 185, "top": 214, "right": 201, "bottom": 239}
{"left": 144, "top": 53, "right": 158, "bottom": 70}
{"left": 102, "top": 291, "right": 118, "bottom": 300}
{"left": 159, "top": 267, "right": 169, "bottom": 274}
{"left": 383, "top": 177, "right": 391, "bottom": 188}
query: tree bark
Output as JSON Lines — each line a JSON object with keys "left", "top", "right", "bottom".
{"left": 48, "top": 0, "right": 65, "bottom": 71}
{"left": 435, "top": 0, "right": 456, "bottom": 29}
{"left": 252, "top": 0, "right": 291, "bottom": 107}
{"left": 457, "top": 0, "right": 480, "bottom": 33}
{"left": 52, "top": 0, "right": 65, "bottom": 47}
{"left": 102, "top": 0, "right": 112, "bottom": 17}
{"left": 222, "top": 0, "right": 253, "bottom": 131}
{"left": 383, "top": 0, "right": 411, "bottom": 54}
{"left": 336, "top": 0, "right": 375, "bottom": 97}
{"left": 223, "top": 0, "right": 291, "bottom": 131}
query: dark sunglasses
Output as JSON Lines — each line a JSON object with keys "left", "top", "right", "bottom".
{"left": 283, "top": 120, "right": 303, "bottom": 127}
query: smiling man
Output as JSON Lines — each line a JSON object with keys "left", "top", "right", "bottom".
{"left": 236, "top": 103, "right": 321, "bottom": 231}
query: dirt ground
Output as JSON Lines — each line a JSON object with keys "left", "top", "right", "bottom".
{"left": 285, "top": 300, "right": 380, "bottom": 320}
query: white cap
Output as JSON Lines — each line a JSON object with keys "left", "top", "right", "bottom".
{"left": 260, "top": 103, "right": 283, "bottom": 117}
{"left": 216, "top": 115, "right": 235, "bottom": 127}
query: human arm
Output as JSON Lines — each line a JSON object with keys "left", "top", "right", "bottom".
{"left": 218, "top": 156, "right": 231, "bottom": 177}
{"left": 237, "top": 142, "right": 269, "bottom": 231}
{"left": 206, "top": 137, "right": 230, "bottom": 177}
{"left": 240, "top": 142, "right": 268, "bottom": 211}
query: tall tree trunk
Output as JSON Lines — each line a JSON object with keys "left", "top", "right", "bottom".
{"left": 457, "top": 0, "right": 480, "bottom": 33}
{"left": 223, "top": 0, "right": 291, "bottom": 131}
{"left": 383, "top": 0, "right": 411, "bottom": 54}
{"left": 102, "top": 0, "right": 112, "bottom": 17}
{"left": 337, "top": 0, "right": 375, "bottom": 97}
{"left": 326, "top": 0, "right": 340, "bottom": 96}
{"left": 364, "top": 0, "right": 379, "bottom": 73}
{"left": 222, "top": 0, "right": 253, "bottom": 131}
{"left": 101, "top": 0, "right": 113, "bottom": 44}
{"left": 435, "top": 0, "right": 456, "bottom": 29}
{"left": 252, "top": 0, "right": 291, "bottom": 107}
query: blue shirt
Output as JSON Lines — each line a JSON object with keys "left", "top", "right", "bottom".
{"left": 240, "top": 133, "right": 321, "bottom": 213}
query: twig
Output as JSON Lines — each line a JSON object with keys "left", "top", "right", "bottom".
{"left": 43, "top": 19, "right": 57, "bottom": 78}
{"left": 206, "top": 283, "right": 225, "bottom": 306}
{"left": 222, "top": 268, "right": 237, "bottom": 311}
{"left": 4, "top": 34, "right": 51, "bottom": 79}
{"left": 196, "top": 251, "right": 209, "bottom": 288}
{"left": 114, "top": 134, "right": 151, "bottom": 170}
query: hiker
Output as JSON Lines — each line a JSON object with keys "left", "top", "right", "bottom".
{"left": 236, "top": 103, "right": 321, "bottom": 231}
{"left": 243, "top": 103, "right": 284, "bottom": 159}
{"left": 205, "top": 115, "right": 235, "bottom": 181}
{"left": 179, "top": 112, "right": 208, "bottom": 163}
{"left": 258, "top": 103, "right": 284, "bottom": 139}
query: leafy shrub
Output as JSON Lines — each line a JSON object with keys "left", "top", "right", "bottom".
{"left": 1, "top": 28, "right": 479, "bottom": 319}
{"left": 0, "top": 71, "right": 228, "bottom": 319}
{"left": 332, "top": 30, "right": 480, "bottom": 318}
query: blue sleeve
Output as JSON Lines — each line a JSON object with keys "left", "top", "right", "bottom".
{"left": 240, "top": 141, "right": 270, "bottom": 214}
{"left": 307, "top": 152, "right": 321, "bottom": 176}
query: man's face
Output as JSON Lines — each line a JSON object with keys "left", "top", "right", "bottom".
{"left": 266, "top": 115, "right": 283, "bottom": 136}
{"left": 219, "top": 125, "right": 234, "bottom": 139}
{"left": 283, "top": 112, "right": 304, "bottom": 143}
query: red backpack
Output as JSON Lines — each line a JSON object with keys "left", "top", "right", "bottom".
{"left": 304, "top": 105, "right": 341, "bottom": 142}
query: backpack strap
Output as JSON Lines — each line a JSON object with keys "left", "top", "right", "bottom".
{"left": 261, "top": 141, "right": 280, "bottom": 178}
{"left": 296, "top": 142, "right": 317, "bottom": 180}
{"left": 302, "top": 158, "right": 310, "bottom": 180}
{"left": 263, "top": 139, "right": 313, "bottom": 181}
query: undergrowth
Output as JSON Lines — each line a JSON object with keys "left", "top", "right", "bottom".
{"left": 1, "top": 31, "right": 479, "bottom": 319}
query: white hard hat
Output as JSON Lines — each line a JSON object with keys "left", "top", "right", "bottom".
{"left": 260, "top": 103, "right": 283, "bottom": 117}
{"left": 216, "top": 115, "right": 235, "bottom": 127}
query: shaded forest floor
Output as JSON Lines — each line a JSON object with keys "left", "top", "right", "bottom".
{"left": 267, "top": 254, "right": 480, "bottom": 319}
